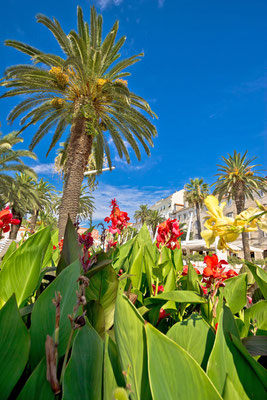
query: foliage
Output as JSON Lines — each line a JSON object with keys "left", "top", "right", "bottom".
{"left": 0, "top": 214, "right": 266, "bottom": 399}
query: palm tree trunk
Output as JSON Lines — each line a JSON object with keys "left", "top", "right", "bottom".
{"left": 195, "top": 202, "right": 202, "bottom": 239}
{"left": 234, "top": 184, "right": 251, "bottom": 261}
{"left": 9, "top": 208, "right": 22, "bottom": 240}
{"left": 58, "top": 112, "right": 92, "bottom": 238}
{"left": 29, "top": 209, "right": 39, "bottom": 232}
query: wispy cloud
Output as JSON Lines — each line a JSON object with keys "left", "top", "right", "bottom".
{"left": 158, "top": 0, "right": 165, "bottom": 8}
{"left": 95, "top": 0, "right": 123, "bottom": 10}
{"left": 32, "top": 163, "right": 55, "bottom": 175}
{"left": 92, "top": 182, "right": 173, "bottom": 221}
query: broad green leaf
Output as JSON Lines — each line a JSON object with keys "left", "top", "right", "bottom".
{"left": 114, "top": 293, "right": 151, "bottom": 400}
{"left": 207, "top": 304, "right": 266, "bottom": 399}
{"left": 246, "top": 262, "right": 267, "bottom": 299}
{"left": 167, "top": 313, "right": 215, "bottom": 369}
{"left": 113, "top": 237, "right": 136, "bottom": 271}
{"left": 145, "top": 323, "right": 221, "bottom": 400}
{"left": 63, "top": 322, "right": 103, "bottom": 400}
{"left": 136, "top": 223, "right": 152, "bottom": 246}
{"left": 129, "top": 244, "right": 144, "bottom": 289}
{"left": 86, "top": 265, "right": 118, "bottom": 331}
{"left": 0, "top": 295, "right": 30, "bottom": 400}
{"left": 0, "top": 227, "right": 51, "bottom": 307}
{"left": 222, "top": 273, "right": 247, "bottom": 314}
{"left": 144, "top": 245, "right": 153, "bottom": 295}
{"left": 144, "top": 290, "right": 206, "bottom": 306}
{"left": 57, "top": 216, "right": 80, "bottom": 275}
{"left": 17, "top": 358, "right": 54, "bottom": 400}
{"left": 30, "top": 260, "right": 80, "bottom": 369}
{"left": 87, "top": 300, "right": 105, "bottom": 338}
{"left": 244, "top": 300, "right": 267, "bottom": 335}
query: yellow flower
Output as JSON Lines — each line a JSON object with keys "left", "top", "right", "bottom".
{"left": 51, "top": 98, "right": 65, "bottom": 108}
{"left": 49, "top": 67, "right": 69, "bottom": 88}
{"left": 201, "top": 195, "right": 267, "bottom": 250}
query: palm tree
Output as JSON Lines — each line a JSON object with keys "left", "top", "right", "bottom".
{"left": 0, "top": 131, "right": 36, "bottom": 188}
{"left": 146, "top": 209, "right": 164, "bottom": 237}
{"left": 134, "top": 204, "right": 151, "bottom": 225}
{"left": 29, "top": 178, "right": 56, "bottom": 232}
{"left": 213, "top": 151, "right": 267, "bottom": 260}
{"left": 0, "top": 173, "right": 42, "bottom": 239}
{"left": 1, "top": 6, "right": 157, "bottom": 237}
{"left": 184, "top": 178, "right": 209, "bottom": 239}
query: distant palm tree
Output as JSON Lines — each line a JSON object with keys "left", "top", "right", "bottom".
{"left": 146, "top": 209, "right": 164, "bottom": 237}
{"left": 0, "top": 173, "right": 42, "bottom": 239}
{"left": 0, "top": 131, "right": 36, "bottom": 188}
{"left": 134, "top": 204, "right": 151, "bottom": 225}
{"left": 1, "top": 6, "right": 157, "bottom": 237}
{"left": 29, "top": 178, "right": 56, "bottom": 232}
{"left": 184, "top": 178, "right": 209, "bottom": 239}
{"left": 213, "top": 151, "right": 267, "bottom": 260}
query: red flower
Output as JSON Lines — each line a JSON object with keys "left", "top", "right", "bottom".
{"left": 0, "top": 208, "right": 20, "bottom": 235}
{"left": 201, "top": 285, "right": 208, "bottom": 295}
{"left": 215, "top": 323, "right": 218, "bottom": 332}
{"left": 53, "top": 245, "right": 57, "bottom": 250}
{"left": 104, "top": 198, "right": 130, "bottom": 235}
{"left": 247, "top": 295, "right": 252, "bottom": 304}
{"left": 156, "top": 218, "right": 183, "bottom": 250}
{"left": 58, "top": 239, "right": 64, "bottom": 252}
{"left": 152, "top": 284, "right": 164, "bottom": 296}
{"left": 157, "top": 308, "right": 170, "bottom": 323}
{"left": 79, "top": 232, "right": 94, "bottom": 250}
{"left": 202, "top": 254, "right": 238, "bottom": 289}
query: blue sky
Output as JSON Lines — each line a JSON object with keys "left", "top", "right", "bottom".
{"left": 0, "top": 0, "right": 266, "bottom": 223}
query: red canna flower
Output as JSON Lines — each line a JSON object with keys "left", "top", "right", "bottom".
{"left": 104, "top": 198, "right": 130, "bottom": 235}
{"left": 156, "top": 218, "right": 183, "bottom": 250}
{"left": 182, "top": 265, "right": 201, "bottom": 276}
{"left": 53, "top": 245, "right": 57, "bottom": 250}
{"left": 79, "top": 232, "right": 94, "bottom": 250}
{"left": 58, "top": 239, "right": 64, "bottom": 252}
{"left": 157, "top": 308, "right": 170, "bottom": 324}
{"left": 0, "top": 208, "right": 20, "bottom": 236}
{"left": 215, "top": 323, "right": 218, "bottom": 332}
{"left": 202, "top": 254, "right": 238, "bottom": 290}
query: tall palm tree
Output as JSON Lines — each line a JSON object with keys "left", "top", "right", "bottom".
{"left": 134, "top": 204, "right": 151, "bottom": 225}
{"left": 29, "top": 178, "right": 56, "bottom": 232}
{"left": 0, "top": 131, "right": 36, "bottom": 188}
{"left": 213, "top": 151, "right": 267, "bottom": 260}
{"left": 146, "top": 209, "right": 164, "bottom": 237}
{"left": 184, "top": 178, "right": 209, "bottom": 239}
{"left": 1, "top": 6, "right": 157, "bottom": 237}
{"left": 0, "top": 173, "right": 42, "bottom": 239}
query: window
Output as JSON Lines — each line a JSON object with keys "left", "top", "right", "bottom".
{"left": 226, "top": 212, "right": 234, "bottom": 218}
{"left": 168, "top": 202, "right": 171, "bottom": 208}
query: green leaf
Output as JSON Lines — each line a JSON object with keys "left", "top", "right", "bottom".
{"left": 222, "top": 273, "right": 247, "bottom": 314}
{"left": 30, "top": 260, "right": 80, "bottom": 369}
{"left": 143, "top": 245, "right": 153, "bottom": 295}
{"left": 245, "top": 262, "right": 267, "bottom": 299}
{"left": 136, "top": 223, "right": 152, "bottom": 246}
{"left": 144, "top": 290, "right": 206, "bottom": 306}
{"left": 129, "top": 244, "right": 144, "bottom": 290}
{"left": 171, "top": 246, "right": 183, "bottom": 271}
{"left": 167, "top": 313, "right": 215, "bottom": 369}
{"left": 0, "top": 227, "right": 51, "bottom": 307}
{"left": 206, "top": 304, "right": 267, "bottom": 399}
{"left": 186, "top": 262, "right": 200, "bottom": 292}
{"left": 0, "top": 295, "right": 30, "bottom": 400}
{"left": 63, "top": 322, "right": 103, "bottom": 400}
{"left": 57, "top": 216, "right": 80, "bottom": 275}
{"left": 244, "top": 300, "right": 267, "bottom": 335}
{"left": 104, "top": 335, "right": 125, "bottom": 400}
{"left": 114, "top": 293, "right": 151, "bottom": 400}
{"left": 1, "top": 240, "right": 17, "bottom": 262}
{"left": 17, "top": 358, "right": 54, "bottom": 400}
{"left": 86, "top": 264, "right": 118, "bottom": 331}
{"left": 145, "top": 323, "right": 222, "bottom": 400}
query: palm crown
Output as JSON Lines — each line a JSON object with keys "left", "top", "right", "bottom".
{"left": 134, "top": 204, "right": 151, "bottom": 225}
{"left": 2, "top": 6, "right": 157, "bottom": 167}
{"left": 213, "top": 150, "right": 266, "bottom": 201}
{"left": 184, "top": 178, "right": 209, "bottom": 207}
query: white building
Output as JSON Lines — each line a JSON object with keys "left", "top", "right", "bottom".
{"left": 150, "top": 190, "right": 185, "bottom": 219}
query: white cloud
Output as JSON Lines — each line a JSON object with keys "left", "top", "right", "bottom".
{"left": 33, "top": 163, "right": 55, "bottom": 175}
{"left": 92, "top": 182, "right": 172, "bottom": 221}
{"left": 96, "top": 0, "right": 123, "bottom": 10}
{"left": 158, "top": 0, "right": 165, "bottom": 7}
